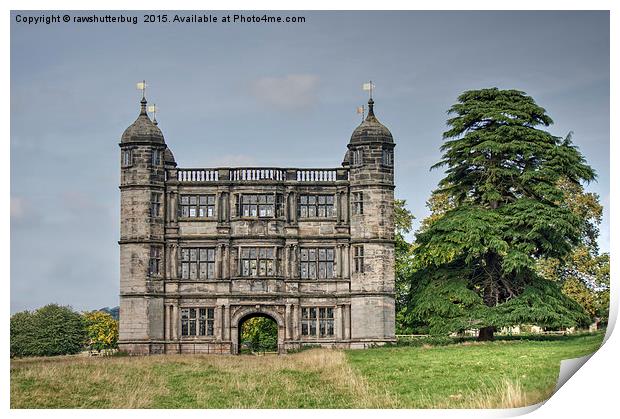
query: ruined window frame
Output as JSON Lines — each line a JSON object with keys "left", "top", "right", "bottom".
{"left": 180, "top": 307, "right": 215, "bottom": 337}
{"left": 298, "top": 194, "right": 336, "bottom": 219}
{"left": 150, "top": 192, "right": 162, "bottom": 218}
{"left": 353, "top": 245, "right": 364, "bottom": 273}
{"left": 180, "top": 247, "right": 216, "bottom": 280}
{"left": 352, "top": 192, "right": 364, "bottom": 215}
{"left": 179, "top": 194, "right": 216, "bottom": 218}
{"left": 148, "top": 246, "right": 161, "bottom": 277}
{"left": 275, "top": 194, "right": 285, "bottom": 218}
{"left": 151, "top": 149, "right": 162, "bottom": 166}
{"left": 300, "top": 247, "right": 335, "bottom": 279}
{"left": 352, "top": 148, "right": 363, "bottom": 166}
{"left": 238, "top": 193, "right": 283, "bottom": 219}
{"left": 301, "top": 307, "right": 334, "bottom": 337}
{"left": 121, "top": 149, "right": 133, "bottom": 168}
{"left": 239, "top": 247, "right": 276, "bottom": 277}
{"left": 382, "top": 148, "right": 393, "bottom": 167}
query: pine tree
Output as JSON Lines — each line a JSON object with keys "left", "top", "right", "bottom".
{"left": 407, "top": 88, "right": 596, "bottom": 340}
{"left": 394, "top": 199, "right": 415, "bottom": 332}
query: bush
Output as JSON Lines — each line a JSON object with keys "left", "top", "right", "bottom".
{"left": 240, "top": 317, "right": 278, "bottom": 352}
{"left": 10, "top": 311, "right": 36, "bottom": 357}
{"left": 10, "top": 304, "right": 87, "bottom": 357}
{"left": 84, "top": 311, "right": 119, "bottom": 351}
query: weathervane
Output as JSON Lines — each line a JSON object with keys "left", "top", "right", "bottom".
{"left": 356, "top": 81, "right": 375, "bottom": 120}
{"left": 136, "top": 80, "right": 147, "bottom": 99}
{"left": 362, "top": 80, "right": 375, "bottom": 100}
{"left": 356, "top": 104, "right": 365, "bottom": 121}
{"left": 148, "top": 104, "right": 159, "bottom": 124}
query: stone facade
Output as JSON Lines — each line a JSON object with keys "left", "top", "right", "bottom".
{"left": 118, "top": 96, "right": 396, "bottom": 354}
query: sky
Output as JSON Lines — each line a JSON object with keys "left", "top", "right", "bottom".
{"left": 10, "top": 10, "right": 610, "bottom": 313}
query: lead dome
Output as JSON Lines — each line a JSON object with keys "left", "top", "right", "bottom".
{"left": 121, "top": 97, "right": 165, "bottom": 144}
{"left": 349, "top": 99, "right": 393, "bottom": 145}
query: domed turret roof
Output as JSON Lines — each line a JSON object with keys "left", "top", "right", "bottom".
{"left": 121, "top": 98, "right": 165, "bottom": 144}
{"left": 342, "top": 149, "right": 351, "bottom": 167}
{"left": 349, "top": 99, "right": 393, "bottom": 145}
{"left": 164, "top": 147, "right": 177, "bottom": 166}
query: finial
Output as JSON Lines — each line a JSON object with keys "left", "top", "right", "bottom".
{"left": 362, "top": 81, "right": 376, "bottom": 119}
{"left": 367, "top": 98, "right": 375, "bottom": 118}
{"left": 140, "top": 96, "right": 148, "bottom": 115}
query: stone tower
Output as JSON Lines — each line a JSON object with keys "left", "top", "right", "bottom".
{"left": 345, "top": 98, "right": 396, "bottom": 346}
{"left": 118, "top": 96, "right": 169, "bottom": 354}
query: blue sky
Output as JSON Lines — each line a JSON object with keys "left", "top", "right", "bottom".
{"left": 10, "top": 10, "right": 610, "bottom": 313}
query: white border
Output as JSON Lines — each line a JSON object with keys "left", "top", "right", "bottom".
{"left": 3, "top": 2, "right": 616, "bottom": 418}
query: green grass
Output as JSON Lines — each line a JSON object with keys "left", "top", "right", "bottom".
{"left": 346, "top": 332, "right": 605, "bottom": 408}
{"left": 10, "top": 332, "right": 604, "bottom": 408}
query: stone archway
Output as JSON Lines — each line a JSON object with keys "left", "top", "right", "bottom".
{"left": 231, "top": 306, "right": 285, "bottom": 354}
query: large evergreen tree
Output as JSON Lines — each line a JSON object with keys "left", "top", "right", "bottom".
{"left": 406, "top": 88, "right": 596, "bottom": 340}
{"left": 394, "top": 199, "right": 415, "bottom": 332}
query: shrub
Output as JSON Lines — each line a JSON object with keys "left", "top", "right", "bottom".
{"left": 10, "top": 311, "right": 36, "bottom": 357}
{"left": 84, "top": 311, "right": 119, "bottom": 351}
{"left": 10, "top": 304, "right": 87, "bottom": 357}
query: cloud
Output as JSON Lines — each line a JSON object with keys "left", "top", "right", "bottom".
{"left": 11, "top": 197, "right": 27, "bottom": 219}
{"left": 251, "top": 74, "right": 320, "bottom": 110}
{"left": 61, "top": 191, "right": 103, "bottom": 212}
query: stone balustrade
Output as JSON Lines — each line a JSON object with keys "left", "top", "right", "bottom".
{"left": 171, "top": 167, "right": 349, "bottom": 183}
{"left": 176, "top": 168, "right": 219, "bottom": 182}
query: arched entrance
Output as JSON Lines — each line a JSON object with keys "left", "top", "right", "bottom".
{"left": 231, "top": 307, "right": 285, "bottom": 354}
{"left": 238, "top": 314, "right": 278, "bottom": 354}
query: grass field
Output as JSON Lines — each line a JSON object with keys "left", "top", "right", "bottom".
{"left": 10, "top": 332, "right": 604, "bottom": 409}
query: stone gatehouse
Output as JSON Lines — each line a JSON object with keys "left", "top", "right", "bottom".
{"left": 118, "top": 93, "right": 396, "bottom": 355}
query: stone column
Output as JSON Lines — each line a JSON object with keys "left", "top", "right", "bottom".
{"left": 223, "top": 245, "right": 230, "bottom": 279}
{"left": 336, "top": 305, "right": 343, "bottom": 340}
{"left": 172, "top": 304, "right": 179, "bottom": 340}
{"left": 170, "top": 305, "right": 175, "bottom": 340}
{"left": 292, "top": 245, "right": 299, "bottom": 278}
{"left": 341, "top": 191, "right": 348, "bottom": 223}
{"left": 285, "top": 304, "right": 292, "bottom": 340}
{"left": 216, "top": 245, "right": 223, "bottom": 278}
{"left": 235, "top": 247, "right": 241, "bottom": 278}
{"left": 336, "top": 191, "right": 341, "bottom": 224}
{"left": 343, "top": 244, "right": 350, "bottom": 278}
{"left": 164, "top": 304, "right": 171, "bottom": 340}
{"left": 224, "top": 305, "right": 230, "bottom": 341}
{"left": 170, "top": 243, "right": 178, "bottom": 279}
{"left": 218, "top": 305, "right": 224, "bottom": 340}
{"left": 171, "top": 192, "right": 178, "bottom": 223}
{"left": 283, "top": 245, "right": 290, "bottom": 278}
{"left": 293, "top": 304, "right": 300, "bottom": 340}
{"left": 165, "top": 191, "right": 172, "bottom": 223}
{"left": 274, "top": 245, "right": 279, "bottom": 276}
{"left": 346, "top": 305, "right": 351, "bottom": 339}
{"left": 220, "top": 192, "right": 229, "bottom": 222}
{"left": 290, "top": 192, "right": 297, "bottom": 223}
{"left": 165, "top": 244, "right": 172, "bottom": 278}
{"left": 336, "top": 244, "right": 343, "bottom": 278}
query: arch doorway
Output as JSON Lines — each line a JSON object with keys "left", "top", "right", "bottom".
{"left": 238, "top": 313, "right": 279, "bottom": 354}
